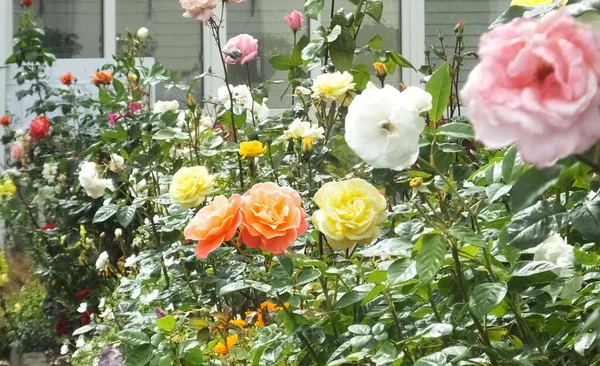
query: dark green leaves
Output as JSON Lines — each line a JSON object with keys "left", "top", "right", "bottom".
{"left": 117, "top": 206, "right": 136, "bottom": 228}
{"left": 570, "top": 200, "right": 600, "bottom": 240}
{"left": 93, "top": 204, "right": 118, "bottom": 223}
{"left": 416, "top": 234, "right": 446, "bottom": 283}
{"left": 387, "top": 258, "right": 417, "bottom": 285}
{"left": 269, "top": 55, "right": 293, "bottom": 71}
{"left": 304, "top": 0, "right": 325, "bottom": 19}
{"left": 364, "top": 0, "right": 384, "bottom": 22}
{"left": 510, "top": 165, "right": 561, "bottom": 213}
{"left": 469, "top": 283, "right": 507, "bottom": 319}
{"left": 426, "top": 63, "right": 452, "bottom": 123}
{"left": 502, "top": 145, "right": 524, "bottom": 184}
{"left": 329, "top": 27, "right": 356, "bottom": 72}
{"left": 117, "top": 329, "right": 150, "bottom": 346}
{"left": 436, "top": 122, "right": 474, "bottom": 140}
{"left": 504, "top": 201, "right": 569, "bottom": 250}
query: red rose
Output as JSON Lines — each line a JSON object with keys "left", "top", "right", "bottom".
{"left": 29, "top": 116, "right": 50, "bottom": 140}
{"left": 75, "top": 287, "right": 92, "bottom": 299}
{"left": 0, "top": 116, "right": 10, "bottom": 127}
{"left": 55, "top": 316, "right": 70, "bottom": 335}
{"left": 42, "top": 222, "right": 55, "bottom": 231}
{"left": 21, "top": 0, "right": 32, "bottom": 6}
{"left": 80, "top": 308, "right": 94, "bottom": 325}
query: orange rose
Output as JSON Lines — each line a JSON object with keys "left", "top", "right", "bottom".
{"left": 0, "top": 116, "right": 10, "bottom": 127}
{"left": 239, "top": 183, "right": 307, "bottom": 255}
{"left": 92, "top": 70, "right": 113, "bottom": 86}
{"left": 60, "top": 72, "right": 74, "bottom": 85}
{"left": 184, "top": 195, "right": 242, "bottom": 258}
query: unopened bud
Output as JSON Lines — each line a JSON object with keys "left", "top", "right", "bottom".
{"left": 409, "top": 177, "right": 423, "bottom": 189}
{"left": 373, "top": 62, "right": 387, "bottom": 77}
{"left": 128, "top": 73, "right": 138, "bottom": 83}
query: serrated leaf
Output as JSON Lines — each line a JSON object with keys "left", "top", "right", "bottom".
{"left": 436, "top": 122, "right": 474, "bottom": 139}
{"left": 510, "top": 165, "right": 561, "bottom": 213}
{"left": 426, "top": 63, "right": 452, "bottom": 123}
{"left": 296, "top": 268, "right": 321, "bottom": 285}
{"left": 415, "top": 234, "right": 446, "bottom": 283}
{"left": 93, "top": 204, "right": 118, "bottom": 223}
{"left": 570, "top": 200, "right": 600, "bottom": 240}
{"left": 387, "top": 258, "right": 417, "bottom": 285}
{"left": 505, "top": 201, "right": 569, "bottom": 250}
{"left": 117, "top": 205, "right": 136, "bottom": 227}
{"left": 117, "top": 329, "right": 150, "bottom": 346}
{"left": 469, "top": 283, "right": 507, "bottom": 319}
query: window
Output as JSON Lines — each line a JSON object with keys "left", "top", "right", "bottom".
{"left": 425, "top": 0, "right": 505, "bottom": 85}
{"left": 12, "top": 0, "right": 103, "bottom": 58}
{"left": 116, "top": 0, "right": 204, "bottom": 102}
{"left": 226, "top": 0, "right": 307, "bottom": 109}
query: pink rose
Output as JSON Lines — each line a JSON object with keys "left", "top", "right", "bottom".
{"left": 129, "top": 101, "right": 141, "bottom": 114}
{"left": 107, "top": 113, "right": 121, "bottom": 126}
{"left": 285, "top": 10, "right": 304, "bottom": 31}
{"left": 222, "top": 34, "right": 259, "bottom": 65}
{"left": 461, "top": 10, "right": 600, "bottom": 167}
{"left": 10, "top": 141, "right": 23, "bottom": 162}
{"left": 179, "top": 0, "right": 218, "bottom": 23}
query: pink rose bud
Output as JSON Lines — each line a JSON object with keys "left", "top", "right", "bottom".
{"left": 461, "top": 9, "right": 600, "bottom": 167}
{"left": 155, "top": 308, "right": 166, "bottom": 319}
{"left": 222, "top": 34, "right": 259, "bottom": 65}
{"left": 285, "top": 10, "right": 304, "bottom": 32}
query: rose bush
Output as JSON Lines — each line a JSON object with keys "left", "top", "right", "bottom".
{"left": 4, "top": 0, "right": 600, "bottom": 365}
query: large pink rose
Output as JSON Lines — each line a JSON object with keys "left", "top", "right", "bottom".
{"left": 461, "top": 10, "right": 600, "bottom": 166}
{"left": 222, "top": 34, "right": 259, "bottom": 65}
{"left": 10, "top": 141, "right": 23, "bottom": 162}
{"left": 179, "top": 0, "right": 218, "bottom": 23}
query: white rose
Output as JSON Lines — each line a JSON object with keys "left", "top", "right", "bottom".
{"left": 136, "top": 27, "right": 149, "bottom": 40}
{"left": 95, "top": 251, "right": 109, "bottom": 271}
{"left": 75, "top": 336, "right": 85, "bottom": 349}
{"left": 114, "top": 228, "right": 123, "bottom": 238}
{"left": 153, "top": 100, "right": 179, "bottom": 114}
{"left": 295, "top": 86, "right": 312, "bottom": 96}
{"left": 533, "top": 234, "right": 583, "bottom": 298}
{"left": 124, "top": 254, "right": 137, "bottom": 268}
{"left": 60, "top": 344, "right": 69, "bottom": 355}
{"left": 107, "top": 154, "right": 125, "bottom": 172}
{"left": 285, "top": 119, "right": 325, "bottom": 140}
{"left": 345, "top": 83, "right": 432, "bottom": 171}
{"left": 78, "top": 162, "right": 113, "bottom": 199}
{"left": 77, "top": 302, "right": 88, "bottom": 313}
{"left": 217, "top": 84, "right": 269, "bottom": 122}
{"left": 312, "top": 71, "right": 355, "bottom": 103}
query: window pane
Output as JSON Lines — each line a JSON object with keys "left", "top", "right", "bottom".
{"left": 322, "top": 0, "right": 402, "bottom": 87}
{"left": 226, "top": 0, "right": 307, "bottom": 109}
{"left": 425, "top": 0, "right": 505, "bottom": 85}
{"left": 116, "top": 0, "right": 204, "bottom": 102}
{"left": 12, "top": 0, "right": 103, "bottom": 58}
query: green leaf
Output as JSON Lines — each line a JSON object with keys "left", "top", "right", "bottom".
{"left": 113, "top": 79, "right": 125, "bottom": 96}
{"left": 159, "top": 355, "right": 174, "bottom": 366}
{"left": 449, "top": 226, "right": 486, "bottom": 247}
{"left": 575, "top": 332, "right": 596, "bottom": 356}
{"left": 511, "top": 261, "right": 557, "bottom": 276}
{"left": 269, "top": 55, "right": 292, "bottom": 71}
{"left": 349, "top": 64, "right": 370, "bottom": 92}
{"left": 336, "top": 291, "right": 367, "bottom": 308}
{"left": 426, "top": 63, "right": 452, "bottom": 123}
{"left": 436, "top": 122, "right": 474, "bottom": 139}
{"left": 157, "top": 315, "right": 176, "bottom": 333}
{"left": 219, "top": 282, "right": 249, "bottom": 295}
{"left": 296, "top": 268, "right": 321, "bottom": 285}
{"left": 329, "top": 28, "right": 356, "bottom": 72}
{"left": 276, "top": 256, "right": 294, "bottom": 277}
{"left": 387, "top": 258, "right": 417, "bottom": 285}
{"left": 117, "top": 329, "right": 151, "bottom": 346}
{"left": 305, "top": 0, "right": 325, "bottom": 19}
{"left": 502, "top": 145, "right": 524, "bottom": 184}
{"left": 365, "top": 0, "right": 384, "bottom": 22}
{"left": 93, "top": 204, "right": 118, "bottom": 223}
{"left": 368, "top": 35, "right": 383, "bottom": 49}
{"left": 570, "top": 200, "right": 600, "bottom": 240}
{"left": 184, "top": 348, "right": 205, "bottom": 366}
{"left": 505, "top": 201, "right": 569, "bottom": 250}
{"left": 387, "top": 51, "right": 415, "bottom": 70}
{"left": 469, "top": 283, "right": 507, "bottom": 319}
{"left": 128, "top": 344, "right": 155, "bottom": 366}
{"left": 414, "top": 352, "right": 446, "bottom": 366}
{"left": 116, "top": 206, "right": 136, "bottom": 228}
{"left": 415, "top": 234, "right": 446, "bottom": 283}
{"left": 510, "top": 165, "right": 561, "bottom": 213}
{"left": 291, "top": 35, "right": 310, "bottom": 65}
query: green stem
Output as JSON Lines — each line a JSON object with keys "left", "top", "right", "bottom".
{"left": 426, "top": 282, "right": 442, "bottom": 323}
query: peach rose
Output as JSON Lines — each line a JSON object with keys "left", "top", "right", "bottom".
{"left": 179, "top": 0, "right": 218, "bottom": 23}
{"left": 184, "top": 195, "right": 242, "bottom": 259}
{"left": 10, "top": 142, "right": 23, "bottom": 162}
{"left": 239, "top": 183, "right": 308, "bottom": 254}
{"left": 60, "top": 72, "right": 74, "bottom": 85}
{"left": 92, "top": 71, "right": 113, "bottom": 86}
{"left": 461, "top": 10, "right": 600, "bottom": 166}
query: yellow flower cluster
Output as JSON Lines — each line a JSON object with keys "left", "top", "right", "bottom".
{"left": 312, "top": 178, "right": 387, "bottom": 250}
{"left": 0, "top": 253, "right": 9, "bottom": 288}
{"left": 169, "top": 166, "right": 214, "bottom": 209}
{"left": 0, "top": 178, "right": 17, "bottom": 198}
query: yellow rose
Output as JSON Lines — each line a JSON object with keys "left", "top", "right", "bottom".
{"left": 239, "top": 141, "right": 267, "bottom": 158}
{"left": 312, "top": 71, "right": 355, "bottom": 103}
{"left": 510, "top": 0, "right": 566, "bottom": 5}
{"left": 312, "top": 178, "right": 387, "bottom": 250}
{"left": 169, "top": 166, "right": 214, "bottom": 209}
{"left": 3, "top": 179, "right": 16, "bottom": 197}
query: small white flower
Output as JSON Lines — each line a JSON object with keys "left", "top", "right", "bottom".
{"left": 217, "top": 84, "right": 270, "bottom": 122}
{"left": 98, "top": 297, "right": 106, "bottom": 310}
{"left": 79, "top": 162, "right": 113, "bottom": 199}
{"left": 99, "top": 306, "right": 114, "bottom": 319}
{"left": 124, "top": 254, "right": 137, "bottom": 268}
{"left": 166, "top": 303, "right": 174, "bottom": 311}
{"left": 153, "top": 100, "right": 180, "bottom": 114}
{"left": 295, "top": 86, "right": 311, "bottom": 96}
{"left": 140, "top": 289, "right": 160, "bottom": 305}
{"left": 42, "top": 162, "right": 58, "bottom": 183}
{"left": 60, "top": 344, "right": 69, "bottom": 355}
{"left": 345, "top": 83, "right": 432, "bottom": 171}
{"left": 533, "top": 234, "right": 583, "bottom": 298}
{"left": 77, "top": 302, "right": 88, "bottom": 313}
{"left": 136, "top": 27, "right": 149, "bottom": 40}
{"left": 107, "top": 154, "right": 125, "bottom": 172}
{"left": 114, "top": 228, "right": 123, "bottom": 238}
{"left": 95, "top": 251, "right": 109, "bottom": 271}
{"left": 284, "top": 119, "right": 325, "bottom": 140}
